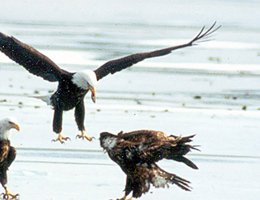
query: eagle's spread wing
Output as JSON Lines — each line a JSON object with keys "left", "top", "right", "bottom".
{"left": 116, "top": 131, "right": 198, "bottom": 169}
{"left": 94, "top": 22, "right": 220, "bottom": 81}
{"left": 0, "top": 32, "right": 71, "bottom": 82}
{"left": 119, "top": 130, "right": 166, "bottom": 143}
{"left": 126, "top": 163, "right": 191, "bottom": 198}
{"left": 149, "top": 163, "right": 191, "bottom": 191}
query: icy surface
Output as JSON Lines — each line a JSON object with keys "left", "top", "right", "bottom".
{"left": 0, "top": 0, "right": 260, "bottom": 199}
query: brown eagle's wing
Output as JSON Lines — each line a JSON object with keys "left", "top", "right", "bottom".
{"left": 118, "top": 131, "right": 198, "bottom": 169}
{"left": 6, "top": 146, "right": 16, "bottom": 169}
{"left": 127, "top": 163, "right": 191, "bottom": 198}
{"left": 0, "top": 142, "right": 15, "bottom": 186}
{"left": 0, "top": 143, "right": 15, "bottom": 168}
{"left": 150, "top": 163, "right": 191, "bottom": 191}
{"left": 119, "top": 130, "right": 165, "bottom": 143}
{"left": 116, "top": 130, "right": 166, "bottom": 160}
{"left": 0, "top": 142, "right": 9, "bottom": 164}
{"left": 0, "top": 32, "right": 72, "bottom": 82}
{"left": 115, "top": 132, "right": 163, "bottom": 163}
{"left": 94, "top": 22, "right": 220, "bottom": 81}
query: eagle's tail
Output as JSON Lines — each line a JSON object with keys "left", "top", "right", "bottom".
{"left": 163, "top": 134, "right": 199, "bottom": 169}
{"left": 29, "top": 95, "right": 52, "bottom": 105}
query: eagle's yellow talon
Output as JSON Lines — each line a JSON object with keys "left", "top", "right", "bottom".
{"left": 1, "top": 187, "right": 19, "bottom": 200}
{"left": 52, "top": 133, "right": 71, "bottom": 144}
{"left": 76, "top": 131, "right": 93, "bottom": 141}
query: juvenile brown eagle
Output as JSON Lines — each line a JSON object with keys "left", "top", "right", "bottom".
{"left": 100, "top": 130, "right": 198, "bottom": 199}
{"left": 0, "top": 23, "right": 219, "bottom": 143}
{"left": 0, "top": 118, "right": 20, "bottom": 200}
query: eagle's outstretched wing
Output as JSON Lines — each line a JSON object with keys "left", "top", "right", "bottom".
{"left": 126, "top": 163, "right": 191, "bottom": 198}
{"left": 0, "top": 32, "right": 72, "bottom": 82}
{"left": 118, "top": 130, "right": 166, "bottom": 143}
{"left": 117, "top": 131, "right": 198, "bottom": 169}
{"left": 94, "top": 22, "right": 220, "bottom": 81}
{"left": 149, "top": 163, "right": 191, "bottom": 191}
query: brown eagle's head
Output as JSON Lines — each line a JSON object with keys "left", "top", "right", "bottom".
{"left": 99, "top": 132, "right": 118, "bottom": 151}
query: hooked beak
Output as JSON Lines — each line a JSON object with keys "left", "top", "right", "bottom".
{"left": 90, "top": 86, "right": 96, "bottom": 103}
{"left": 10, "top": 122, "right": 20, "bottom": 132}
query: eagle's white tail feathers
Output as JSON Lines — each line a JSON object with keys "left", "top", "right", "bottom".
{"left": 30, "top": 95, "right": 52, "bottom": 105}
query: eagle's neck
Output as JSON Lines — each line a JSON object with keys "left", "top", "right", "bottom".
{"left": 0, "top": 129, "right": 10, "bottom": 140}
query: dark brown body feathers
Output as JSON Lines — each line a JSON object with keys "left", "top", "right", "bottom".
{"left": 100, "top": 130, "right": 198, "bottom": 198}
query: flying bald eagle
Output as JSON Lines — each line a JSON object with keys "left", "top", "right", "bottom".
{"left": 0, "top": 23, "right": 220, "bottom": 143}
{"left": 100, "top": 130, "right": 199, "bottom": 199}
{"left": 0, "top": 118, "right": 20, "bottom": 200}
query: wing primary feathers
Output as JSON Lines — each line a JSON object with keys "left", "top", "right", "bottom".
{"left": 94, "top": 22, "right": 220, "bottom": 80}
{"left": 189, "top": 21, "right": 221, "bottom": 44}
{"left": 170, "top": 174, "right": 191, "bottom": 191}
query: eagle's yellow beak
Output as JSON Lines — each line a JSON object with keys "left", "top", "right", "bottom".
{"left": 90, "top": 86, "right": 96, "bottom": 103}
{"left": 10, "top": 122, "right": 20, "bottom": 131}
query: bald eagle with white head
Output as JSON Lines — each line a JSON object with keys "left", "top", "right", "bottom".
{"left": 0, "top": 23, "right": 220, "bottom": 143}
{"left": 100, "top": 130, "right": 199, "bottom": 199}
{"left": 0, "top": 118, "right": 20, "bottom": 200}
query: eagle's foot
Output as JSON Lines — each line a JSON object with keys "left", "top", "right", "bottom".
{"left": 1, "top": 188, "right": 19, "bottom": 200}
{"left": 52, "top": 133, "right": 71, "bottom": 144}
{"left": 76, "top": 131, "right": 93, "bottom": 141}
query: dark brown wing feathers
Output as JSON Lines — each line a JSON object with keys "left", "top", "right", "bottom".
{"left": 0, "top": 32, "right": 71, "bottom": 82}
{"left": 94, "top": 22, "right": 220, "bottom": 80}
{"left": 117, "top": 130, "right": 198, "bottom": 169}
{"left": 119, "top": 129, "right": 166, "bottom": 143}
{"left": 1, "top": 22, "right": 220, "bottom": 82}
{"left": 0, "top": 141, "right": 16, "bottom": 186}
{"left": 0, "top": 142, "right": 9, "bottom": 163}
{"left": 0, "top": 141, "right": 16, "bottom": 168}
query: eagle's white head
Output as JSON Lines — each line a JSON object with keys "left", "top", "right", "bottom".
{"left": 72, "top": 70, "right": 98, "bottom": 103}
{"left": 0, "top": 118, "right": 20, "bottom": 140}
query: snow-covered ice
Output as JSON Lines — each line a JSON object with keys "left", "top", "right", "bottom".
{"left": 0, "top": 0, "right": 260, "bottom": 199}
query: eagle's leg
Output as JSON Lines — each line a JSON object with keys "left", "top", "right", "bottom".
{"left": 1, "top": 186, "right": 19, "bottom": 200}
{"left": 51, "top": 109, "right": 70, "bottom": 144}
{"left": 52, "top": 133, "right": 71, "bottom": 144}
{"left": 75, "top": 101, "right": 93, "bottom": 141}
{"left": 76, "top": 130, "right": 93, "bottom": 141}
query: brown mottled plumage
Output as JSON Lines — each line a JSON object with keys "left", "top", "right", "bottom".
{"left": 100, "top": 130, "right": 198, "bottom": 199}
{"left": 0, "top": 140, "right": 16, "bottom": 187}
